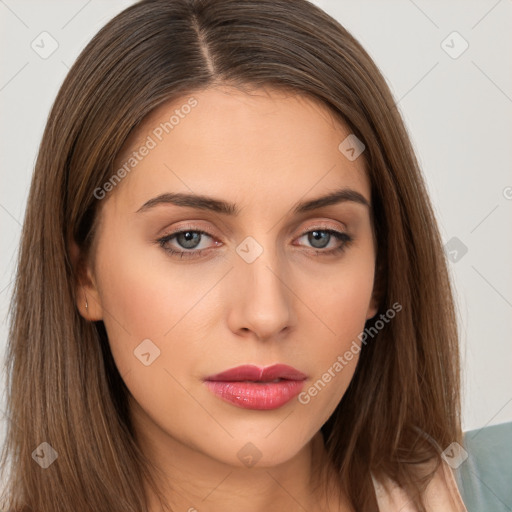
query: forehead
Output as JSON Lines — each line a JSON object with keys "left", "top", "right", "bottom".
{"left": 108, "top": 85, "right": 370, "bottom": 215}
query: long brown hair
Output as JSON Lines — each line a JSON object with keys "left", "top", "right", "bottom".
{"left": 0, "top": 0, "right": 462, "bottom": 510}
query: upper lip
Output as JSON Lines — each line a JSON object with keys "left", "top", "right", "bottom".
{"left": 205, "top": 364, "right": 307, "bottom": 382}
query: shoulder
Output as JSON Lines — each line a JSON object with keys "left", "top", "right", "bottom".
{"left": 371, "top": 458, "right": 467, "bottom": 512}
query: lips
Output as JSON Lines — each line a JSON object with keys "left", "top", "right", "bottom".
{"left": 205, "top": 364, "right": 307, "bottom": 382}
{"left": 204, "top": 364, "right": 307, "bottom": 410}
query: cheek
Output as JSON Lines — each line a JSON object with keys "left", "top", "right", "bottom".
{"left": 300, "top": 252, "right": 375, "bottom": 342}
{"left": 93, "top": 226, "right": 238, "bottom": 391}
{"left": 93, "top": 230, "right": 212, "bottom": 371}
{"left": 296, "top": 252, "right": 375, "bottom": 401}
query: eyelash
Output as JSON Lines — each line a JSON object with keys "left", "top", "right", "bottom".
{"left": 155, "top": 225, "right": 353, "bottom": 260}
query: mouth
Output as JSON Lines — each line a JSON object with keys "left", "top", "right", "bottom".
{"left": 204, "top": 364, "right": 307, "bottom": 410}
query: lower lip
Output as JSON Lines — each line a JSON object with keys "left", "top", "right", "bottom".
{"left": 204, "top": 380, "right": 305, "bottom": 410}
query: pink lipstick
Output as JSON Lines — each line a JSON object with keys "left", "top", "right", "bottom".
{"left": 204, "top": 364, "right": 307, "bottom": 410}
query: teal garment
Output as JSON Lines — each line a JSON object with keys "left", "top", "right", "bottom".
{"left": 453, "top": 421, "right": 512, "bottom": 511}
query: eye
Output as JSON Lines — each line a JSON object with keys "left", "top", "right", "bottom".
{"left": 155, "top": 226, "right": 353, "bottom": 259}
{"left": 156, "top": 228, "right": 219, "bottom": 258}
{"left": 295, "top": 229, "right": 353, "bottom": 255}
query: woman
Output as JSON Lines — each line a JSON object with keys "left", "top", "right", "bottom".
{"left": 0, "top": 0, "right": 467, "bottom": 510}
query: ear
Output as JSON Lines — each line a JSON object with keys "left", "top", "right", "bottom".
{"left": 69, "top": 238, "right": 103, "bottom": 321}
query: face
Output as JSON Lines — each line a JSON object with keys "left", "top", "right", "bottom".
{"left": 75, "top": 85, "right": 378, "bottom": 470}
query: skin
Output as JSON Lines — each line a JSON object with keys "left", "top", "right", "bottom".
{"left": 72, "top": 85, "right": 378, "bottom": 512}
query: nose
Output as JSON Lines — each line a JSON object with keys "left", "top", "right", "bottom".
{"left": 227, "top": 244, "right": 295, "bottom": 340}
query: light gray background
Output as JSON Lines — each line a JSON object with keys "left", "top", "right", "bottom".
{"left": 1, "top": 0, "right": 511, "bottom": 447}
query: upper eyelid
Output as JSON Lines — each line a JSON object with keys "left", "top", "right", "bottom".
{"left": 162, "top": 218, "right": 348, "bottom": 237}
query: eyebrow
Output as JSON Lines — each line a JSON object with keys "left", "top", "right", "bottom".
{"left": 136, "top": 187, "right": 370, "bottom": 215}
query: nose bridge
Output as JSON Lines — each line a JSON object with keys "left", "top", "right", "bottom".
{"left": 230, "top": 234, "right": 293, "bottom": 338}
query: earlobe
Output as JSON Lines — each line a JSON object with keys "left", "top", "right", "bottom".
{"left": 78, "top": 277, "right": 103, "bottom": 321}
{"left": 69, "top": 238, "right": 103, "bottom": 321}
{"left": 366, "top": 274, "right": 381, "bottom": 320}
{"left": 366, "top": 296, "right": 379, "bottom": 320}
{"left": 367, "top": 259, "right": 384, "bottom": 320}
